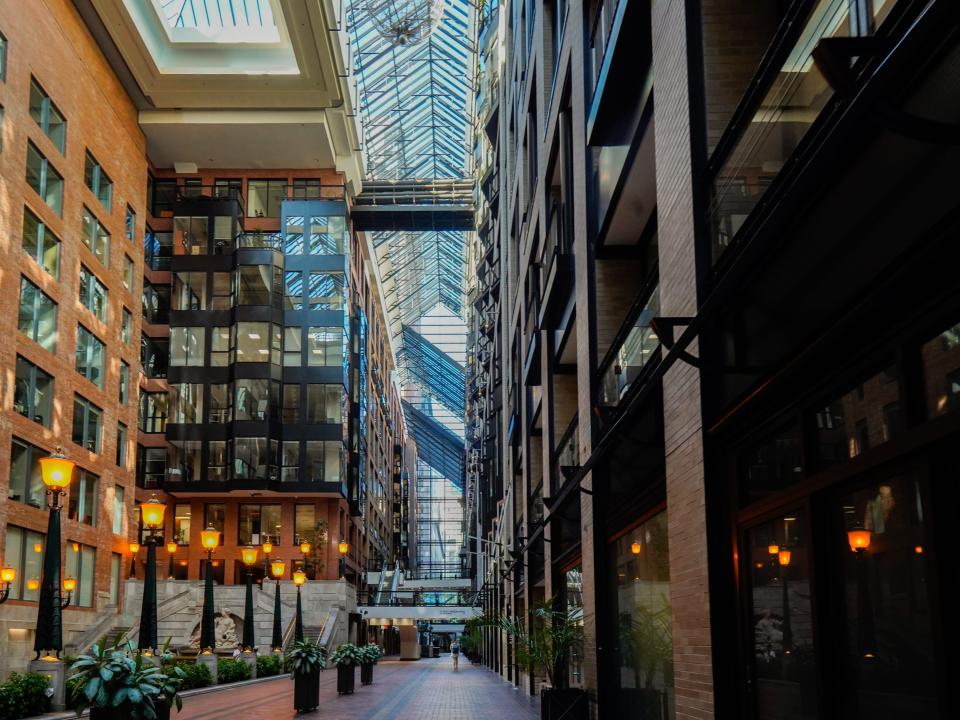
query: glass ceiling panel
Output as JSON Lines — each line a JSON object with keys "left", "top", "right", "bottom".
{"left": 154, "top": 0, "right": 280, "bottom": 42}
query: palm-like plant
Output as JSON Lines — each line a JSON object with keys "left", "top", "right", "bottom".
{"left": 286, "top": 640, "right": 327, "bottom": 677}
{"left": 496, "top": 598, "right": 583, "bottom": 688}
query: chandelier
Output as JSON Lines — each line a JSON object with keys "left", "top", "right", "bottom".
{"left": 363, "top": 0, "right": 445, "bottom": 46}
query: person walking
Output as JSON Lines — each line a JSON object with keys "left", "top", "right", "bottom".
{"left": 451, "top": 638, "right": 461, "bottom": 671}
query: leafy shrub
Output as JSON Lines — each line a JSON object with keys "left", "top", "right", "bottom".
{"left": 8, "top": 672, "right": 50, "bottom": 717}
{"left": 330, "top": 643, "right": 365, "bottom": 667}
{"left": 0, "top": 681, "right": 24, "bottom": 720}
{"left": 216, "top": 658, "right": 252, "bottom": 684}
{"left": 66, "top": 674, "right": 85, "bottom": 710}
{"left": 256, "top": 654, "right": 283, "bottom": 678}
{"left": 162, "top": 660, "right": 212, "bottom": 691}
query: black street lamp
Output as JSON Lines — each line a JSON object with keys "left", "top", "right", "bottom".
{"left": 167, "top": 542, "right": 178, "bottom": 579}
{"left": 293, "top": 570, "right": 306, "bottom": 643}
{"left": 129, "top": 541, "right": 140, "bottom": 579}
{"left": 241, "top": 547, "right": 258, "bottom": 651}
{"left": 270, "top": 560, "right": 286, "bottom": 652}
{"left": 338, "top": 540, "right": 350, "bottom": 581}
{"left": 199, "top": 525, "right": 221, "bottom": 652}
{"left": 138, "top": 495, "right": 167, "bottom": 653}
{"left": 34, "top": 448, "right": 74, "bottom": 658}
{"left": 0, "top": 567, "right": 16, "bottom": 604}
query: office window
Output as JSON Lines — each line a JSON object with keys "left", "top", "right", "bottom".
{"left": 284, "top": 327, "right": 302, "bottom": 366}
{"left": 282, "top": 384, "right": 300, "bottom": 423}
{"left": 305, "top": 441, "right": 342, "bottom": 483}
{"left": 3, "top": 526, "right": 45, "bottom": 602}
{"left": 119, "top": 361, "right": 130, "bottom": 404}
{"left": 79, "top": 265, "right": 109, "bottom": 323}
{"left": 209, "top": 440, "right": 228, "bottom": 482}
{"left": 22, "top": 206, "right": 60, "bottom": 277}
{"left": 0, "top": 32, "right": 6, "bottom": 82}
{"left": 232, "top": 437, "right": 271, "bottom": 480}
{"left": 121, "top": 307, "right": 133, "bottom": 344}
{"left": 28, "top": 78, "right": 66, "bottom": 153}
{"left": 295, "top": 505, "right": 316, "bottom": 545}
{"left": 284, "top": 215, "right": 304, "bottom": 254}
{"left": 136, "top": 445, "right": 166, "bottom": 488}
{"left": 73, "top": 395, "right": 103, "bottom": 453}
{"left": 144, "top": 226, "right": 172, "bottom": 270}
{"left": 235, "top": 379, "right": 276, "bottom": 421}
{"left": 922, "top": 321, "right": 960, "bottom": 417}
{"left": 68, "top": 468, "right": 99, "bottom": 526}
{"left": 281, "top": 441, "right": 300, "bottom": 482}
{"left": 138, "top": 391, "right": 167, "bottom": 433}
{"left": 148, "top": 177, "right": 177, "bottom": 216}
{"left": 14, "top": 356, "right": 53, "bottom": 427}
{"left": 65, "top": 542, "right": 96, "bottom": 607}
{"left": 109, "top": 553, "right": 121, "bottom": 606}
{"left": 125, "top": 206, "right": 136, "bottom": 241}
{"left": 307, "top": 327, "right": 343, "bottom": 366}
{"left": 170, "top": 326, "right": 205, "bottom": 366}
{"left": 173, "top": 271, "right": 207, "bottom": 310}
{"left": 174, "top": 216, "right": 209, "bottom": 255}
{"left": 142, "top": 279, "right": 170, "bottom": 325}
{"left": 141, "top": 335, "right": 169, "bottom": 378}
{"left": 237, "top": 265, "right": 273, "bottom": 305}
{"left": 26, "top": 141, "right": 63, "bottom": 215}
{"left": 209, "top": 383, "right": 232, "bottom": 423}
{"left": 170, "top": 383, "right": 204, "bottom": 424}
{"left": 210, "top": 272, "right": 233, "bottom": 309}
{"left": 214, "top": 178, "right": 242, "bottom": 199}
{"left": 205, "top": 504, "right": 226, "bottom": 536}
{"left": 112, "top": 485, "right": 125, "bottom": 533}
{"left": 236, "top": 322, "right": 280, "bottom": 363}
{"left": 284, "top": 272, "right": 302, "bottom": 310}
{"left": 291, "top": 179, "right": 321, "bottom": 199}
{"left": 18, "top": 276, "right": 57, "bottom": 351}
{"left": 81, "top": 207, "right": 110, "bottom": 266}
{"left": 10, "top": 438, "right": 47, "bottom": 508}
{"left": 307, "top": 272, "right": 344, "bottom": 310}
{"left": 210, "top": 326, "right": 232, "bottom": 366}
{"left": 306, "top": 384, "right": 343, "bottom": 424}
{"left": 116, "top": 423, "right": 128, "bottom": 467}
{"left": 173, "top": 504, "right": 191, "bottom": 544}
{"left": 84, "top": 151, "right": 113, "bottom": 209}
{"left": 310, "top": 215, "right": 346, "bottom": 254}
{"left": 169, "top": 440, "right": 201, "bottom": 482}
{"left": 247, "top": 179, "right": 285, "bottom": 217}
{"left": 75, "top": 324, "right": 105, "bottom": 388}
{"left": 238, "top": 504, "right": 281, "bottom": 545}
{"left": 123, "top": 255, "right": 134, "bottom": 291}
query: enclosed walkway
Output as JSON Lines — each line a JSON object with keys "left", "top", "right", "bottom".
{"left": 178, "top": 658, "right": 539, "bottom": 720}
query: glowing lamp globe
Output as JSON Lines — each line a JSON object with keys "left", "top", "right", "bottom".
{"left": 271, "top": 560, "right": 286, "bottom": 579}
{"left": 27, "top": 578, "right": 40, "bottom": 591}
{"left": 848, "top": 528, "right": 872, "bottom": 552}
{"left": 63, "top": 577, "right": 77, "bottom": 592}
{"left": 262, "top": 541, "right": 274, "bottom": 555}
{"left": 167, "top": 542, "right": 178, "bottom": 555}
{"left": 129, "top": 542, "right": 141, "bottom": 555}
{"left": 201, "top": 526, "right": 220, "bottom": 551}
{"left": 141, "top": 494, "right": 166, "bottom": 530}
{"left": 241, "top": 547, "right": 259, "bottom": 566}
{"left": 778, "top": 549, "right": 792, "bottom": 566}
{"left": 338, "top": 541, "right": 350, "bottom": 556}
{"left": 39, "top": 449, "right": 74, "bottom": 489}
{"left": 630, "top": 542, "right": 641, "bottom": 555}
{"left": 300, "top": 542, "right": 311, "bottom": 555}
{"left": 293, "top": 570, "right": 306, "bottom": 586}
{"left": 1, "top": 567, "right": 16, "bottom": 584}
{"left": 767, "top": 544, "right": 779, "bottom": 555}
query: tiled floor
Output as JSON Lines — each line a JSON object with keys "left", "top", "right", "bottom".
{"left": 179, "top": 658, "right": 540, "bottom": 720}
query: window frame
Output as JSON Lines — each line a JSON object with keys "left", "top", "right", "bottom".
{"left": 14, "top": 355, "right": 54, "bottom": 428}
{"left": 28, "top": 77, "right": 67, "bottom": 154}
{"left": 25, "top": 140, "right": 64, "bottom": 215}
{"left": 72, "top": 394, "right": 103, "bottom": 453}
{"left": 84, "top": 150, "right": 113, "bottom": 210}
{"left": 18, "top": 276, "right": 58, "bottom": 351}
{"left": 22, "top": 206, "right": 60, "bottom": 278}
{"left": 75, "top": 323, "right": 106, "bottom": 389}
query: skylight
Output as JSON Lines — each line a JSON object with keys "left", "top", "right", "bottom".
{"left": 152, "top": 0, "right": 281, "bottom": 43}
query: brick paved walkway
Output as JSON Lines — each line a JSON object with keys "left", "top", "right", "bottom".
{"left": 178, "top": 658, "right": 540, "bottom": 720}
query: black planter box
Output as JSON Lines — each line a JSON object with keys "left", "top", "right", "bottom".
{"left": 294, "top": 669, "right": 321, "bottom": 713}
{"left": 540, "top": 688, "right": 588, "bottom": 720}
{"left": 360, "top": 662, "right": 374, "bottom": 685}
{"left": 616, "top": 687, "right": 669, "bottom": 719}
{"left": 336, "top": 664, "right": 356, "bottom": 695}
{"left": 91, "top": 703, "right": 171, "bottom": 720}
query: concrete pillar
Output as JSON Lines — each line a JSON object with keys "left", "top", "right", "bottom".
{"left": 196, "top": 652, "right": 218, "bottom": 685}
{"left": 30, "top": 657, "right": 66, "bottom": 712}
{"left": 240, "top": 650, "right": 257, "bottom": 678}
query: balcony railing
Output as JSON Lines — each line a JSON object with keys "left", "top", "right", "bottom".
{"left": 237, "top": 232, "right": 284, "bottom": 250}
{"left": 554, "top": 415, "right": 579, "bottom": 485}
{"left": 598, "top": 282, "right": 661, "bottom": 407}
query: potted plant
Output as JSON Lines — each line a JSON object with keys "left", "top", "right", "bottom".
{"left": 69, "top": 641, "right": 184, "bottom": 720}
{"left": 359, "top": 643, "right": 382, "bottom": 685}
{"left": 286, "top": 640, "right": 327, "bottom": 713}
{"left": 329, "top": 643, "right": 363, "bottom": 695}
{"left": 496, "top": 598, "right": 587, "bottom": 720}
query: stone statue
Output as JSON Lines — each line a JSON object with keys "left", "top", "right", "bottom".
{"left": 188, "top": 609, "right": 240, "bottom": 649}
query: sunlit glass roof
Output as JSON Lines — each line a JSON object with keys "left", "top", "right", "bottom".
{"left": 153, "top": 0, "right": 281, "bottom": 42}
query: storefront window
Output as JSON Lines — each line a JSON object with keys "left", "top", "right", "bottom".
{"left": 740, "top": 423, "right": 803, "bottom": 506}
{"left": 173, "top": 503, "right": 191, "bottom": 545}
{"left": 562, "top": 566, "right": 584, "bottom": 689}
{"left": 608, "top": 511, "right": 674, "bottom": 718}
{"left": 238, "top": 504, "right": 281, "bottom": 545}
{"left": 921, "top": 321, "right": 960, "bottom": 417}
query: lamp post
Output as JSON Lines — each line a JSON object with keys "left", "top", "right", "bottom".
{"left": 777, "top": 547, "right": 792, "bottom": 654}
{"left": 199, "top": 525, "right": 220, "bottom": 652}
{"left": 241, "top": 546, "right": 258, "bottom": 651}
{"left": 293, "top": 570, "right": 306, "bottom": 643}
{"left": 261, "top": 535, "right": 274, "bottom": 581}
{"left": 848, "top": 523, "right": 876, "bottom": 657}
{"left": 167, "top": 542, "right": 177, "bottom": 579}
{"left": 61, "top": 578, "right": 75, "bottom": 609}
{"left": 34, "top": 447, "right": 73, "bottom": 658}
{"left": 0, "top": 567, "right": 15, "bottom": 604}
{"left": 270, "top": 560, "right": 286, "bottom": 652}
{"left": 138, "top": 494, "right": 166, "bottom": 653}
{"left": 129, "top": 542, "right": 140, "bottom": 579}
{"left": 299, "top": 541, "right": 311, "bottom": 579}
{"left": 338, "top": 540, "right": 349, "bottom": 581}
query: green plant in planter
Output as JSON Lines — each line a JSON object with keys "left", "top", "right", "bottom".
{"left": 360, "top": 644, "right": 383, "bottom": 664}
{"left": 256, "top": 654, "right": 284, "bottom": 678}
{"left": 329, "top": 643, "right": 364, "bottom": 667}
{"left": 215, "top": 658, "right": 251, "bottom": 684}
{"left": 286, "top": 640, "right": 327, "bottom": 677}
{"left": 161, "top": 661, "right": 211, "bottom": 691}
{"left": 495, "top": 598, "right": 583, "bottom": 689}
{"left": 69, "top": 641, "right": 184, "bottom": 720}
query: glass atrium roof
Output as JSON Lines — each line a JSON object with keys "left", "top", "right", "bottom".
{"left": 153, "top": 0, "right": 281, "bottom": 42}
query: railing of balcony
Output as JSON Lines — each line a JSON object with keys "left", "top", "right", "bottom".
{"left": 553, "top": 414, "right": 579, "bottom": 487}
{"left": 237, "top": 232, "right": 284, "bottom": 250}
{"left": 707, "top": 0, "right": 902, "bottom": 263}
{"left": 541, "top": 200, "right": 570, "bottom": 288}
{"left": 598, "top": 281, "right": 661, "bottom": 407}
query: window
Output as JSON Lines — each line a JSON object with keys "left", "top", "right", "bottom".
{"left": 209, "top": 383, "right": 231, "bottom": 423}
{"left": 22, "top": 206, "right": 60, "bottom": 277}
{"left": 284, "top": 272, "right": 303, "bottom": 310}
{"left": 310, "top": 215, "right": 346, "bottom": 254}
{"left": 211, "top": 326, "right": 232, "bottom": 366}
{"left": 170, "top": 326, "right": 205, "bottom": 366}
{"left": 119, "top": 361, "right": 130, "bottom": 404}
{"left": 116, "top": 423, "right": 128, "bottom": 467}
{"left": 65, "top": 542, "right": 96, "bottom": 607}
{"left": 142, "top": 279, "right": 170, "bottom": 325}
{"left": 75, "top": 324, "right": 105, "bottom": 388}
{"left": 182, "top": 178, "right": 202, "bottom": 196}
{"left": 26, "top": 141, "right": 63, "bottom": 214}
{"left": 29, "top": 78, "right": 66, "bottom": 153}
{"left": 282, "top": 384, "right": 300, "bottom": 423}
{"left": 121, "top": 307, "right": 133, "bottom": 344}
{"left": 307, "top": 272, "right": 344, "bottom": 310}
{"left": 14, "top": 356, "right": 53, "bottom": 427}
{"left": 3, "top": 526, "right": 45, "bottom": 602}
{"left": 922, "top": 321, "right": 960, "bottom": 417}
{"left": 204, "top": 504, "right": 226, "bottom": 536}
{"left": 169, "top": 441, "right": 201, "bottom": 482}
{"left": 112, "top": 485, "right": 125, "bottom": 533}
{"left": 18, "top": 277, "right": 57, "bottom": 351}
{"left": 138, "top": 391, "right": 167, "bottom": 433}
{"left": 148, "top": 177, "right": 177, "bottom": 216}
{"left": 209, "top": 441, "right": 228, "bottom": 482}
{"left": 247, "top": 179, "right": 285, "bottom": 217}
{"left": 236, "top": 322, "right": 280, "bottom": 364}
{"left": 173, "top": 504, "right": 191, "bottom": 544}
{"left": 295, "top": 505, "right": 316, "bottom": 545}
{"left": 81, "top": 207, "right": 110, "bottom": 266}
{"left": 84, "top": 151, "right": 113, "bottom": 209}
{"left": 214, "top": 178, "right": 242, "bottom": 199}
{"left": 232, "top": 437, "right": 272, "bottom": 480}
{"left": 281, "top": 441, "right": 300, "bottom": 482}
{"left": 307, "top": 327, "right": 343, "bottom": 366}
{"left": 174, "top": 216, "right": 209, "bottom": 255}
{"left": 306, "top": 384, "right": 342, "bottom": 424}
{"left": 211, "top": 273, "right": 233, "bottom": 309}
{"left": 73, "top": 395, "right": 103, "bottom": 453}
{"left": 10, "top": 438, "right": 47, "bottom": 508}
{"left": 109, "top": 554, "right": 121, "bottom": 606}
{"left": 144, "top": 227, "right": 172, "bottom": 270}
{"left": 170, "top": 383, "right": 204, "bottom": 424}
{"left": 173, "top": 271, "right": 207, "bottom": 310}
{"left": 125, "top": 206, "right": 136, "bottom": 241}
{"left": 235, "top": 379, "right": 276, "bottom": 422}
{"left": 237, "top": 265, "right": 274, "bottom": 306}
{"left": 141, "top": 335, "right": 169, "bottom": 378}
{"left": 123, "top": 255, "right": 135, "bottom": 291}
{"left": 284, "top": 215, "right": 304, "bottom": 254}
{"left": 79, "top": 266, "right": 109, "bottom": 323}
{"left": 238, "top": 504, "right": 281, "bottom": 545}
{"left": 0, "top": 32, "right": 6, "bottom": 82}
{"left": 291, "top": 179, "right": 321, "bottom": 199}
{"left": 305, "top": 441, "right": 342, "bottom": 483}
{"left": 284, "top": 327, "right": 302, "bottom": 366}
{"left": 68, "top": 468, "right": 99, "bottom": 526}
{"left": 136, "top": 445, "right": 165, "bottom": 488}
